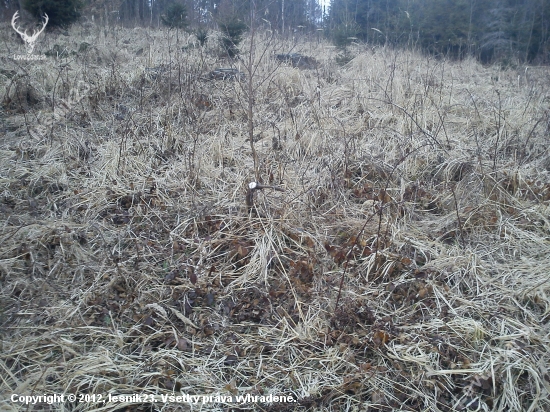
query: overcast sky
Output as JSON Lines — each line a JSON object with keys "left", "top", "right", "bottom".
{"left": 320, "top": 0, "right": 330, "bottom": 12}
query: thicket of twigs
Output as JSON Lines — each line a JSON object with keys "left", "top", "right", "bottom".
{"left": 1, "top": 23, "right": 550, "bottom": 412}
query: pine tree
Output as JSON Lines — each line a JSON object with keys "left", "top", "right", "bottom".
{"left": 161, "top": 2, "right": 188, "bottom": 29}
{"left": 218, "top": 17, "right": 247, "bottom": 57}
{"left": 23, "top": 0, "right": 83, "bottom": 28}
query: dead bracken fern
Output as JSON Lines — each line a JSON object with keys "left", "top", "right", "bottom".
{"left": 0, "top": 22, "right": 550, "bottom": 412}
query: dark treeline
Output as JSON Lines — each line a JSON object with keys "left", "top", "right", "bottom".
{"left": 1, "top": 0, "right": 320, "bottom": 33}
{"left": 112, "top": 0, "right": 321, "bottom": 30}
{"left": 2, "top": 0, "right": 548, "bottom": 63}
{"left": 327, "top": 0, "right": 550, "bottom": 63}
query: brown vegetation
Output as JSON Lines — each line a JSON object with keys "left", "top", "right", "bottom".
{"left": 1, "top": 23, "right": 550, "bottom": 412}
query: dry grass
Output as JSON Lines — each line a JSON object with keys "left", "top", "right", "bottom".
{"left": 1, "top": 22, "right": 550, "bottom": 412}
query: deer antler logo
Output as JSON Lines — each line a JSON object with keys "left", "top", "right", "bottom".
{"left": 11, "top": 11, "right": 49, "bottom": 55}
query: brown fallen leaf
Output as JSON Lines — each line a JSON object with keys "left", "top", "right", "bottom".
{"left": 177, "top": 337, "right": 188, "bottom": 351}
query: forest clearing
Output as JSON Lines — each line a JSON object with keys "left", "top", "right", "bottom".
{"left": 1, "top": 21, "right": 550, "bottom": 411}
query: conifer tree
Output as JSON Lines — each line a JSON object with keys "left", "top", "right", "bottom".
{"left": 23, "top": 0, "right": 83, "bottom": 27}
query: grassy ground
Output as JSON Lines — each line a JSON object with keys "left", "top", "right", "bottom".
{"left": 1, "top": 22, "right": 550, "bottom": 412}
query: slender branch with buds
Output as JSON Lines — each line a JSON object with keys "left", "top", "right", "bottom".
{"left": 11, "top": 11, "right": 49, "bottom": 55}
